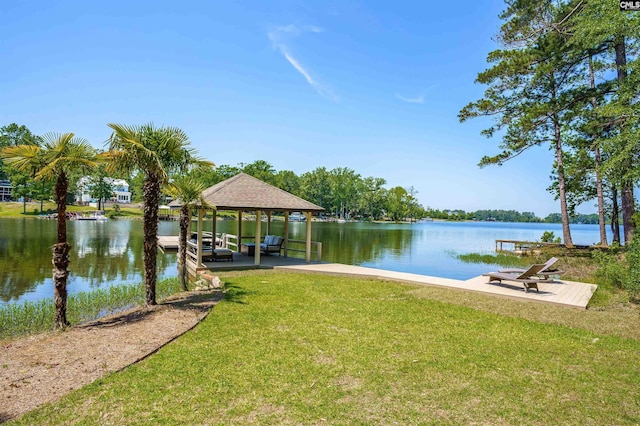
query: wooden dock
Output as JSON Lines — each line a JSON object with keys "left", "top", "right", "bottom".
{"left": 157, "top": 236, "right": 179, "bottom": 250}
{"left": 495, "top": 239, "right": 595, "bottom": 254}
{"left": 495, "top": 239, "right": 562, "bottom": 253}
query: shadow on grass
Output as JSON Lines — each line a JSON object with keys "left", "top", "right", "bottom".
{"left": 76, "top": 289, "right": 225, "bottom": 330}
{"left": 223, "top": 283, "right": 255, "bottom": 304}
{"left": 163, "top": 290, "right": 225, "bottom": 314}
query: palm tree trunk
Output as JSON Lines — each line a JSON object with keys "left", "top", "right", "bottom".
{"left": 142, "top": 175, "right": 160, "bottom": 305}
{"left": 178, "top": 205, "right": 189, "bottom": 291}
{"left": 53, "top": 173, "right": 70, "bottom": 329}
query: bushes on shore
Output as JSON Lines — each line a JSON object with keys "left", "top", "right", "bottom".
{"left": 594, "top": 239, "right": 640, "bottom": 301}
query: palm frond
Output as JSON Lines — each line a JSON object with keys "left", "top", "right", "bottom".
{"left": 166, "top": 175, "right": 213, "bottom": 209}
{"left": 0, "top": 144, "right": 44, "bottom": 175}
{"left": 106, "top": 122, "right": 212, "bottom": 186}
{"left": 34, "top": 134, "right": 98, "bottom": 180}
{"left": 108, "top": 123, "right": 169, "bottom": 181}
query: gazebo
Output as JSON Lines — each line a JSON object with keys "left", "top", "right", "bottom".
{"left": 187, "top": 173, "right": 324, "bottom": 269}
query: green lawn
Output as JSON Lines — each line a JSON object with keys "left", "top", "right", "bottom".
{"left": 0, "top": 201, "right": 142, "bottom": 218}
{"left": 11, "top": 272, "right": 640, "bottom": 425}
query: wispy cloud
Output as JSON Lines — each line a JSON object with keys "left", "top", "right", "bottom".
{"left": 283, "top": 51, "right": 315, "bottom": 87}
{"left": 395, "top": 93, "right": 425, "bottom": 104}
{"left": 268, "top": 25, "right": 337, "bottom": 101}
{"left": 395, "top": 85, "right": 437, "bottom": 104}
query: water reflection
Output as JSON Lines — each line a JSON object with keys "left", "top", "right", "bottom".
{"left": 202, "top": 221, "right": 415, "bottom": 265}
{"left": 0, "top": 219, "right": 177, "bottom": 304}
{"left": 0, "top": 218, "right": 608, "bottom": 305}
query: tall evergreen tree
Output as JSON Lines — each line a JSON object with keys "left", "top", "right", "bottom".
{"left": 569, "top": 0, "right": 640, "bottom": 242}
{"left": 460, "top": 0, "right": 591, "bottom": 248}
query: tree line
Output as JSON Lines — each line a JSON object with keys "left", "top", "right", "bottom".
{"left": 172, "top": 160, "right": 428, "bottom": 222}
{"left": 459, "top": 1, "right": 640, "bottom": 247}
{"left": 427, "top": 208, "right": 602, "bottom": 224}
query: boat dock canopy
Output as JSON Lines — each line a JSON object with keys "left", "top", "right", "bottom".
{"left": 172, "top": 173, "right": 324, "bottom": 269}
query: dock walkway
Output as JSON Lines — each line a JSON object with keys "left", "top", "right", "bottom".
{"left": 158, "top": 236, "right": 179, "bottom": 250}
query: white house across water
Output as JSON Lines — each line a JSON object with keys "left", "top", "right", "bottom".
{"left": 76, "top": 177, "right": 132, "bottom": 205}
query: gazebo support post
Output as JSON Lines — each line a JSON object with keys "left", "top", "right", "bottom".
{"left": 305, "top": 211, "right": 312, "bottom": 262}
{"left": 237, "top": 210, "right": 243, "bottom": 253}
{"left": 197, "top": 208, "right": 204, "bottom": 267}
{"left": 255, "top": 209, "right": 261, "bottom": 266}
{"left": 212, "top": 208, "right": 217, "bottom": 247}
{"left": 283, "top": 211, "right": 289, "bottom": 257}
{"left": 266, "top": 211, "right": 272, "bottom": 235}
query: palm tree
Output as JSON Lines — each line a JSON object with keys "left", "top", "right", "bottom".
{"left": 166, "top": 176, "right": 211, "bottom": 290}
{"left": 1, "top": 133, "right": 97, "bottom": 329}
{"left": 104, "top": 123, "right": 211, "bottom": 305}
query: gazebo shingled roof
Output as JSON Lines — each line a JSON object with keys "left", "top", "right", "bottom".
{"left": 181, "top": 173, "right": 323, "bottom": 268}
{"left": 197, "top": 172, "right": 324, "bottom": 212}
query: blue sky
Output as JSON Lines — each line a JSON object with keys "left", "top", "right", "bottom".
{"left": 0, "top": 1, "right": 587, "bottom": 217}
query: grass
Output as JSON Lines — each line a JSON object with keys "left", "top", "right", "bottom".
{"left": 0, "top": 278, "right": 182, "bottom": 340}
{"left": 0, "top": 202, "right": 91, "bottom": 217}
{"left": 0, "top": 202, "right": 142, "bottom": 218}
{"left": 10, "top": 271, "right": 640, "bottom": 425}
{"left": 451, "top": 251, "right": 530, "bottom": 268}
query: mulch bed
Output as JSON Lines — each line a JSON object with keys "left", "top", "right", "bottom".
{"left": 0, "top": 289, "right": 222, "bottom": 422}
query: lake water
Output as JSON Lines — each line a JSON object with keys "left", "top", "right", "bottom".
{"left": 0, "top": 218, "right": 611, "bottom": 305}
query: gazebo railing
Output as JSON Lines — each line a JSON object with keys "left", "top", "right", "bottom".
{"left": 285, "top": 239, "right": 322, "bottom": 261}
{"left": 240, "top": 235, "right": 322, "bottom": 261}
{"left": 186, "top": 233, "right": 322, "bottom": 267}
{"left": 237, "top": 236, "right": 321, "bottom": 260}
{"left": 220, "top": 233, "right": 239, "bottom": 251}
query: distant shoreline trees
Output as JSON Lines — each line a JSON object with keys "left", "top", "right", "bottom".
{"left": 426, "top": 209, "right": 604, "bottom": 225}
{"left": 184, "top": 160, "right": 427, "bottom": 222}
